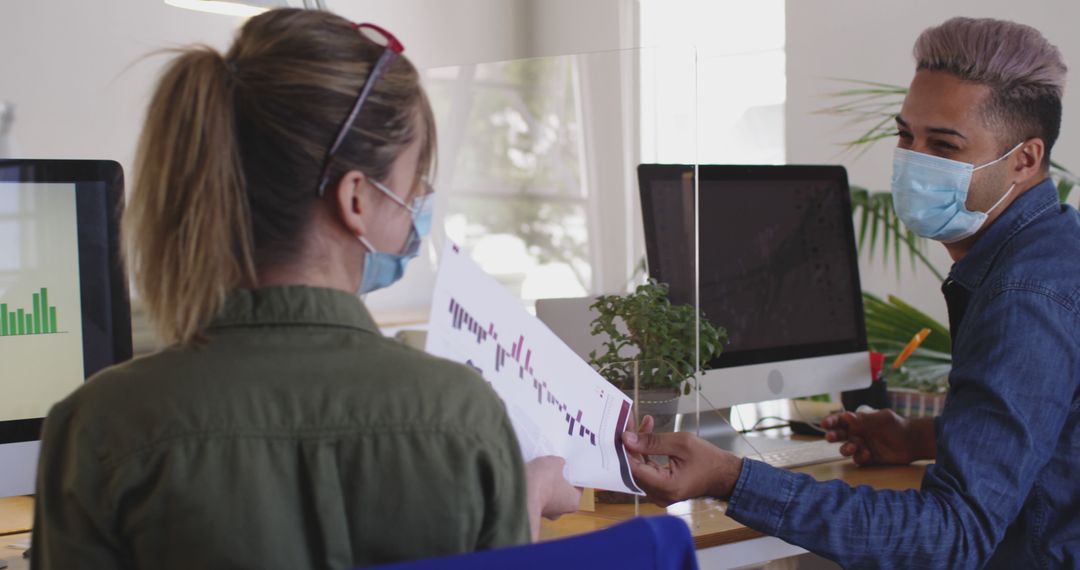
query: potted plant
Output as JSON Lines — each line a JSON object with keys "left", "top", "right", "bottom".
{"left": 587, "top": 279, "right": 726, "bottom": 432}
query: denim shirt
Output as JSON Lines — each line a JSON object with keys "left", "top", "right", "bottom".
{"left": 726, "top": 178, "right": 1080, "bottom": 569}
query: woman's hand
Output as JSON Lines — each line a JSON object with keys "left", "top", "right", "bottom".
{"left": 525, "top": 456, "right": 582, "bottom": 541}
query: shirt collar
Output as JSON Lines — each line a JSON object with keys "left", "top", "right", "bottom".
{"left": 949, "top": 177, "right": 1061, "bottom": 289}
{"left": 208, "top": 285, "right": 380, "bottom": 335}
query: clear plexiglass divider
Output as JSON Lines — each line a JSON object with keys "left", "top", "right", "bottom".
{"left": 420, "top": 45, "right": 699, "bottom": 514}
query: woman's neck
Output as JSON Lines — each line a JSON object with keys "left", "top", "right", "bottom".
{"left": 254, "top": 243, "right": 361, "bottom": 294}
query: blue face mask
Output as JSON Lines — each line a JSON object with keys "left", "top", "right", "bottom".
{"left": 890, "top": 142, "right": 1022, "bottom": 243}
{"left": 357, "top": 179, "right": 434, "bottom": 295}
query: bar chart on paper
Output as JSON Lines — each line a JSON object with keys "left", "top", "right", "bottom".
{"left": 0, "top": 287, "right": 63, "bottom": 337}
{"left": 428, "top": 242, "right": 642, "bottom": 494}
{"left": 449, "top": 297, "right": 600, "bottom": 446}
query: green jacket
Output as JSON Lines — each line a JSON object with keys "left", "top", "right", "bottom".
{"left": 31, "top": 286, "right": 530, "bottom": 570}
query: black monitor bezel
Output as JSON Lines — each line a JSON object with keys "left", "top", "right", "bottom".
{"left": 0, "top": 159, "right": 132, "bottom": 444}
{"left": 638, "top": 163, "right": 868, "bottom": 370}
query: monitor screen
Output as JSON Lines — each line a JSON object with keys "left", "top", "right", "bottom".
{"left": 639, "top": 164, "right": 866, "bottom": 369}
{"left": 0, "top": 160, "right": 131, "bottom": 446}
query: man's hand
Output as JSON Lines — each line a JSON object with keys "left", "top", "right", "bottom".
{"left": 822, "top": 409, "right": 935, "bottom": 466}
{"left": 621, "top": 424, "right": 743, "bottom": 506}
{"left": 524, "top": 456, "right": 582, "bottom": 541}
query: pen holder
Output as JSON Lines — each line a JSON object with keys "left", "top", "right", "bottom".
{"left": 841, "top": 351, "right": 890, "bottom": 411}
{"left": 887, "top": 387, "right": 946, "bottom": 418}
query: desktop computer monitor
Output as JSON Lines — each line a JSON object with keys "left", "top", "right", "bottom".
{"left": 637, "top": 164, "right": 870, "bottom": 415}
{"left": 0, "top": 159, "right": 132, "bottom": 497}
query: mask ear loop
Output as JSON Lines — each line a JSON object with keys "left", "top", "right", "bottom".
{"left": 973, "top": 141, "right": 1025, "bottom": 216}
{"left": 370, "top": 178, "right": 416, "bottom": 212}
{"left": 984, "top": 183, "right": 1017, "bottom": 216}
{"left": 358, "top": 178, "right": 421, "bottom": 255}
{"left": 973, "top": 141, "right": 1026, "bottom": 172}
{"left": 358, "top": 234, "right": 378, "bottom": 253}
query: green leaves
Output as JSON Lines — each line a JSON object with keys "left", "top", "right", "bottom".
{"left": 1052, "top": 161, "right": 1078, "bottom": 203}
{"left": 863, "top": 292, "right": 950, "bottom": 353}
{"left": 850, "top": 186, "right": 945, "bottom": 281}
{"left": 817, "top": 79, "right": 907, "bottom": 159}
{"left": 587, "top": 279, "right": 727, "bottom": 393}
{"left": 862, "top": 292, "right": 951, "bottom": 392}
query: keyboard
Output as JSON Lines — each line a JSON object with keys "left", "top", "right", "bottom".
{"left": 747, "top": 440, "right": 845, "bottom": 469}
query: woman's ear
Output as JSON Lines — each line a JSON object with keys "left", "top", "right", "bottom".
{"left": 335, "top": 170, "right": 368, "bottom": 238}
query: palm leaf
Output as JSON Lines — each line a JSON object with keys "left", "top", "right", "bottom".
{"left": 861, "top": 292, "right": 952, "bottom": 391}
{"left": 850, "top": 187, "right": 946, "bottom": 282}
{"left": 862, "top": 292, "right": 950, "bottom": 352}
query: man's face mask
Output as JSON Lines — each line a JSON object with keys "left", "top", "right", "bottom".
{"left": 890, "top": 141, "right": 1023, "bottom": 243}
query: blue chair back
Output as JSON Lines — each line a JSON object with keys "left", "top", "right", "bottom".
{"left": 369, "top": 515, "right": 698, "bottom": 570}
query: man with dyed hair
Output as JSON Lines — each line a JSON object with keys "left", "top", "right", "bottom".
{"left": 622, "top": 17, "right": 1080, "bottom": 568}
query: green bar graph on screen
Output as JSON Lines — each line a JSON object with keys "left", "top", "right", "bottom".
{"left": 0, "top": 287, "right": 63, "bottom": 337}
{"left": 33, "top": 293, "right": 41, "bottom": 334}
{"left": 41, "top": 287, "right": 50, "bottom": 332}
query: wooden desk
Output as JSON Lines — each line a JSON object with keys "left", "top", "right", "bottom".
{"left": 0, "top": 497, "right": 32, "bottom": 570}
{"left": 541, "top": 459, "right": 926, "bottom": 563}
{"left": 0, "top": 498, "right": 32, "bottom": 537}
{"left": 2, "top": 462, "right": 925, "bottom": 568}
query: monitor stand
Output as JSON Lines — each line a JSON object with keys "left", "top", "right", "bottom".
{"left": 676, "top": 407, "right": 812, "bottom": 457}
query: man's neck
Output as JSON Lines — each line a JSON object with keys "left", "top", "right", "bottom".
{"left": 943, "top": 175, "right": 1047, "bottom": 262}
{"left": 944, "top": 238, "right": 974, "bottom": 263}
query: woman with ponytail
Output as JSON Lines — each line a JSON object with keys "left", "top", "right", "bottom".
{"left": 30, "top": 9, "right": 578, "bottom": 569}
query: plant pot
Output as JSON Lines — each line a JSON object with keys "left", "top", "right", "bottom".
{"left": 627, "top": 387, "right": 681, "bottom": 433}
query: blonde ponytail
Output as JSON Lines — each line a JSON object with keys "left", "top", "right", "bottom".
{"left": 125, "top": 9, "right": 436, "bottom": 346}
{"left": 125, "top": 46, "right": 256, "bottom": 345}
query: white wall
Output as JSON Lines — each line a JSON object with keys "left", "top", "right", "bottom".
{"left": 0, "top": 0, "right": 542, "bottom": 182}
{"left": 786, "top": 0, "right": 1080, "bottom": 324}
{"left": 335, "top": 0, "right": 630, "bottom": 69}
{"left": 0, "top": 0, "right": 631, "bottom": 204}
{"left": 0, "top": 0, "right": 630, "bottom": 347}
{"left": 0, "top": 2, "right": 239, "bottom": 168}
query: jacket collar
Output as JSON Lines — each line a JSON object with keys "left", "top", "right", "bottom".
{"left": 208, "top": 285, "right": 380, "bottom": 335}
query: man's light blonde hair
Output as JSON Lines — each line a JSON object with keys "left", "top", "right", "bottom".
{"left": 914, "top": 17, "right": 1067, "bottom": 165}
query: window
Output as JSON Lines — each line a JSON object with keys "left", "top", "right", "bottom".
{"left": 639, "top": 0, "right": 786, "bottom": 164}
{"left": 403, "top": 2, "right": 786, "bottom": 320}
{"left": 426, "top": 58, "right": 593, "bottom": 302}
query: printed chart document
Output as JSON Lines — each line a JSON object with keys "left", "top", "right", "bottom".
{"left": 426, "top": 242, "right": 642, "bottom": 494}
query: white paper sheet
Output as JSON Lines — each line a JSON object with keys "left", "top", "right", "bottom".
{"left": 425, "top": 242, "right": 643, "bottom": 494}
